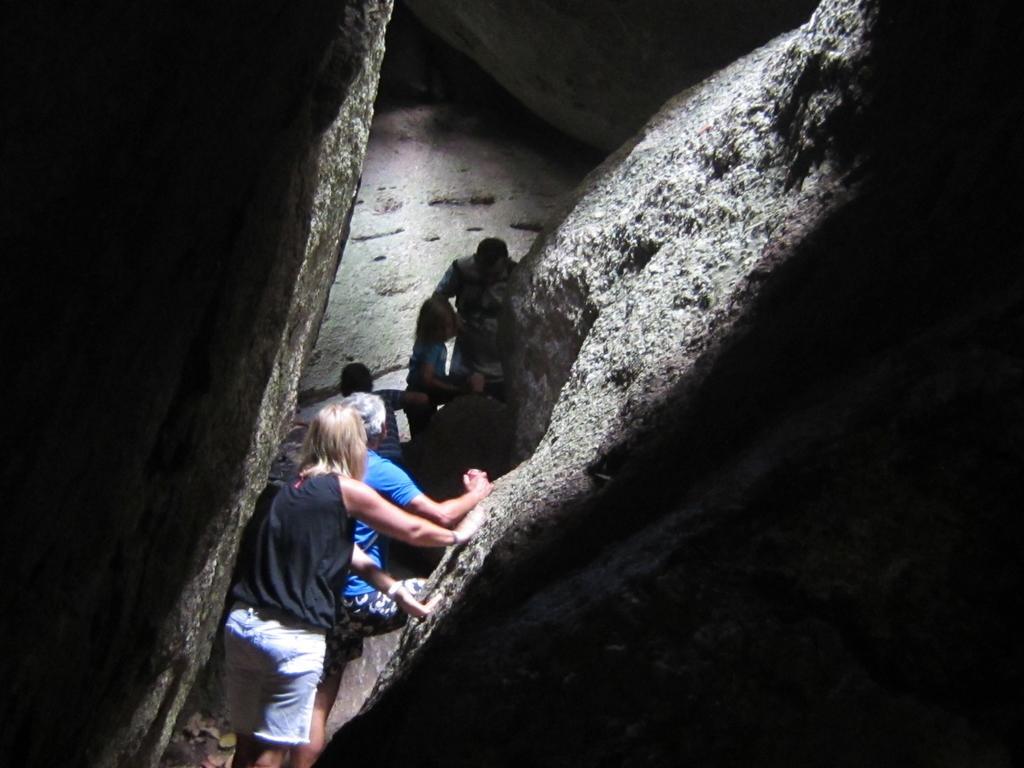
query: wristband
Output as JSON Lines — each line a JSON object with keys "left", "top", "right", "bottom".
{"left": 387, "top": 581, "right": 404, "bottom": 598}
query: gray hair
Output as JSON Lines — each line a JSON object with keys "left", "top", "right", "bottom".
{"left": 339, "top": 392, "right": 386, "bottom": 443}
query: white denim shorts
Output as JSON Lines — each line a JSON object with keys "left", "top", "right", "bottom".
{"left": 223, "top": 603, "right": 327, "bottom": 745}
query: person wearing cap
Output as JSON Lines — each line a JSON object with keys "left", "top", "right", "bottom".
{"left": 433, "top": 236, "right": 516, "bottom": 401}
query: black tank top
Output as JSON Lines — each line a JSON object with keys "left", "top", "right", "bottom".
{"left": 230, "top": 473, "right": 352, "bottom": 629}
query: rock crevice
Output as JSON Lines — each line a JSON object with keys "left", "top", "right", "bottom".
{"left": 325, "top": 0, "right": 1024, "bottom": 764}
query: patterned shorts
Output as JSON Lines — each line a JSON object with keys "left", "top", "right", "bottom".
{"left": 323, "top": 578, "right": 426, "bottom": 678}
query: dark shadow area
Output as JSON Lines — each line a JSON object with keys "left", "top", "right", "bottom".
{"left": 378, "top": 1, "right": 605, "bottom": 162}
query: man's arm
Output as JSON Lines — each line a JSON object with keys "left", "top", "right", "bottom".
{"left": 405, "top": 470, "right": 493, "bottom": 527}
{"left": 433, "top": 260, "right": 460, "bottom": 298}
{"left": 349, "top": 545, "right": 436, "bottom": 618}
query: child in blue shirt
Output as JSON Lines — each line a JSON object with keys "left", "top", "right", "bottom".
{"left": 406, "top": 295, "right": 482, "bottom": 435}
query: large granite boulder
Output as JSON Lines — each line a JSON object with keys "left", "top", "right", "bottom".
{"left": 325, "top": 0, "right": 1024, "bottom": 764}
{"left": 0, "top": 2, "right": 392, "bottom": 766}
{"left": 404, "top": 0, "right": 819, "bottom": 150}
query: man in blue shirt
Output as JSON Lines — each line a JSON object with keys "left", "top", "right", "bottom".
{"left": 338, "top": 392, "right": 493, "bottom": 615}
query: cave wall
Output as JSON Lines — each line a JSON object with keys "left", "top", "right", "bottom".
{"left": 326, "top": 0, "right": 1024, "bottom": 764}
{"left": 403, "top": 0, "right": 820, "bottom": 150}
{"left": 0, "top": 1, "right": 393, "bottom": 766}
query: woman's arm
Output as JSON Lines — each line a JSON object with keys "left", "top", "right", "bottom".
{"left": 420, "top": 362, "right": 472, "bottom": 397}
{"left": 348, "top": 545, "right": 435, "bottom": 618}
{"left": 339, "top": 476, "right": 486, "bottom": 547}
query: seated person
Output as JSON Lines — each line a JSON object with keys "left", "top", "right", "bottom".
{"left": 339, "top": 361, "right": 429, "bottom": 465}
{"left": 405, "top": 295, "right": 483, "bottom": 435}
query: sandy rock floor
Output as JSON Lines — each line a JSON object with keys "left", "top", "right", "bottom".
{"left": 299, "top": 99, "right": 595, "bottom": 398}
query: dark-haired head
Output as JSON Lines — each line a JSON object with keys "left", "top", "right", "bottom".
{"left": 340, "top": 362, "right": 373, "bottom": 395}
{"left": 474, "top": 237, "right": 508, "bottom": 269}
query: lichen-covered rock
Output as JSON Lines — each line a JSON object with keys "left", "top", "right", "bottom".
{"left": 404, "top": 0, "right": 819, "bottom": 150}
{"left": 325, "top": 0, "right": 1024, "bottom": 764}
{"left": 503, "top": 0, "right": 872, "bottom": 460}
{"left": 0, "top": 2, "right": 392, "bottom": 766}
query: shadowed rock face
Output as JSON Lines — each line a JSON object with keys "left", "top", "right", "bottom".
{"left": 403, "top": 395, "right": 515, "bottom": 502}
{"left": 326, "top": 0, "right": 1024, "bottom": 765}
{"left": 404, "top": 0, "right": 820, "bottom": 150}
{"left": 0, "top": 1, "right": 393, "bottom": 766}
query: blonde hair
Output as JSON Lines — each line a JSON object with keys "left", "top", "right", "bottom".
{"left": 298, "top": 403, "right": 367, "bottom": 480}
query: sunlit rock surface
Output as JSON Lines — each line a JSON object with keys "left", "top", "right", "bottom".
{"left": 298, "top": 101, "right": 594, "bottom": 400}
{"left": 405, "top": 0, "right": 819, "bottom": 150}
{"left": 0, "top": 2, "right": 393, "bottom": 766}
{"left": 326, "top": 0, "right": 1024, "bottom": 764}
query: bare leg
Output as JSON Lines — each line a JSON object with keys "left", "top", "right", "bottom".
{"left": 233, "top": 733, "right": 288, "bottom": 768}
{"left": 290, "top": 669, "right": 343, "bottom": 768}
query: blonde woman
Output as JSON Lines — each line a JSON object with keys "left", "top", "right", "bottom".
{"left": 224, "top": 404, "right": 485, "bottom": 768}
